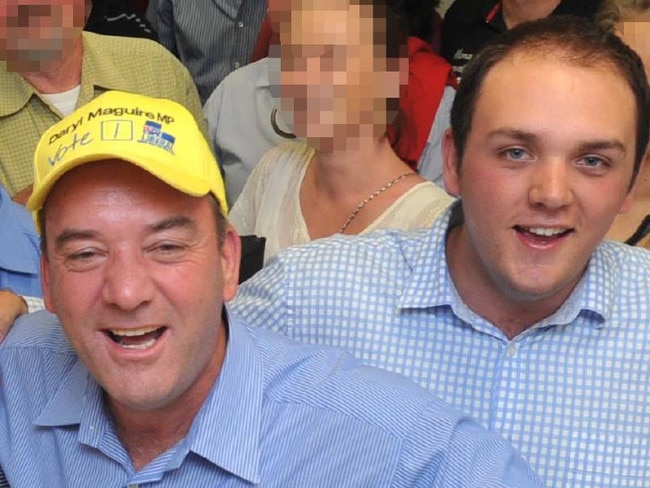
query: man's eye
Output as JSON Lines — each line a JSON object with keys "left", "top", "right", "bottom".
{"left": 157, "top": 243, "right": 184, "bottom": 252}
{"left": 65, "top": 249, "right": 104, "bottom": 271}
{"left": 582, "top": 155, "right": 606, "bottom": 167}
{"left": 69, "top": 250, "right": 99, "bottom": 261}
{"left": 504, "top": 148, "right": 529, "bottom": 160}
{"left": 150, "top": 243, "right": 187, "bottom": 260}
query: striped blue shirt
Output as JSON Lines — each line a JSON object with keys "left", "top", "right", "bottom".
{"left": 232, "top": 203, "right": 650, "bottom": 488}
{"left": 0, "top": 310, "right": 541, "bottom": 487}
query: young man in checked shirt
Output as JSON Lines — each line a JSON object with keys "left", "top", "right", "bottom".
{"left": 231, "top": 15, "right": 650, "bottom": 488}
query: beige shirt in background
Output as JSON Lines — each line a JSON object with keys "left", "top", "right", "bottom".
{"left": 230, "top": 141, "right": 455, "bottom": 263}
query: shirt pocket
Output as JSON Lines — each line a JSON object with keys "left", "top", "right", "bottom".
{"left": 566, "top": 430, "right": 649, "bottom": 487}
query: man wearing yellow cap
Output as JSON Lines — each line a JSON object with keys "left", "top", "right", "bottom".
{"left": 0, "top": 91, "right": 542, "bottom": 487}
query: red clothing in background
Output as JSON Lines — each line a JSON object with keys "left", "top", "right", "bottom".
{"left": 251, "top": 16, "right": 274, "bottom": 62}
{"left": 387, "top": 36, "right": 457, "bottom": 170}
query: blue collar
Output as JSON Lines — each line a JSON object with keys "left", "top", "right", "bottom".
{"left": 398, "top": 202, "right": 612, "bottom": 329}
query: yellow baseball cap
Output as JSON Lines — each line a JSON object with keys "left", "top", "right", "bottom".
{"left": 28, "top": 90, "right": 227, "bottom": 224}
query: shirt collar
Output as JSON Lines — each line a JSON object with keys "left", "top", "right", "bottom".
{"left": 212, "top": 0, "right": 244, "bottom": 21}
{"left": 0, "top": 64, "right": 37, "bottom": 117}
{"left": 77, "top": 32, "right": 144, "bottom": 105}
{"left": 398, "top": 202, "right": 459, "bottom": 310}
{"left": 398, "top": 201, "right": 613, "bottom": 326}
{"left": 185, "top": 310, "right": 262, "bottom": 483}
{"left": 567, "top": 242, "right": 619, "bottom": 324}
{"left": 34, "top": 309, "right": 263, "bottom": 483}
{"left": 0, "top": 187, "right": 39, "bottom": 274}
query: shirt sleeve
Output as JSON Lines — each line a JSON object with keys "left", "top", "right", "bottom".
{"left": 21, "top": 295, "right": 45, "bottom": 314}
{"left": 417, "top": 85, "right": 455, "bottom": 188}
{"left": 203, "top": 80, "right": 226, "bottom": 161}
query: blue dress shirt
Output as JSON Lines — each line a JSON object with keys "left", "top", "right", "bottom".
{"left": 232, "top": 203, "right": 650, "bottom": 488}
{"left": 0, "top": 309, "right": 541, "bottom": 487}
{"left": 0, "top": 185, "right": 41, "bottom": 298}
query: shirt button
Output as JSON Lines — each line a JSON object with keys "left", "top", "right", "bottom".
{"left": 233, "top": 61, "right": 241, "bottom": 69}
{"left": 237, "top": 21, "right": 244, "bottom": 28}
{"left": 506, "top": 343, "right": 518, "bottom": 357}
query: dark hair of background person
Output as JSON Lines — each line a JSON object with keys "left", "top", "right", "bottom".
{"left": 450, "top": 15, "right": 650, "bottom": 187}
{"left": 84, "top": 0, "right": 158, "bottom": 41}
{"left": 391, "top": 0, "right": 441, "bottom": 42}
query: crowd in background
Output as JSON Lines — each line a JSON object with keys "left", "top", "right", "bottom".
{"left": 0, "top": 1, "right": 649, "bottom": 487}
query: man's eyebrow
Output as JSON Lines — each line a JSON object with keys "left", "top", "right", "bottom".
{"left": 486, "top": 129, "right": 540, "bottom": 145}
{"left": 148, "top": 215, "right": 197, "bottom": 234}
{"left": 576, "top": 139, "right": 627, "bottom": 156}
{"left": 54, "top": 229, "right": 99, "bottom": 251}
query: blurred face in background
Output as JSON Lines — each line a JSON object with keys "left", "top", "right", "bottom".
{"left": 618, "top": 10, "right": 650, "bottom": 77}
{"left": 0, "top": 0, "right": 86, "bottom": 70}
{"left": 277, "top": 0, "right": 404, "bottom": 151}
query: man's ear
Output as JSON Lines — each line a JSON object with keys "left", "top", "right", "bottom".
{"left": 41, "top": 255, "right": 56, "bottom": 313}
{"left": 442, "top": 128, "right": 461, "bottom": 196}
{"left": 220, "top": 224, "right": 242, "bottom": 302}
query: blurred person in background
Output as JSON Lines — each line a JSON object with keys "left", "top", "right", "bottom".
{"left": 442, "top": 0, "right": 602, "bottom": 81}
{"left": 0, "top": 0, "right": 205, "bottom": 204}
{"left": 229, "top": 0, "right": 453, "bottom": 263}
{"left": 152, "top": 0, "right": 267, "bottom": 103}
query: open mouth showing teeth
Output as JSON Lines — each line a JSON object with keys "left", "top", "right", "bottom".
{"left": 105, "top": 326, "right": 166, "bottom": 350}
{"left": 515, "top": 226, "right": 573, "bottom": 239}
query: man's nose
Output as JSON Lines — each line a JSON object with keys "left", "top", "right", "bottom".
{"left": 528, "top": 158, "right": 574, "bottom": 209}
{"left": 101, "top": 250, "right": 155, "bottom": 311}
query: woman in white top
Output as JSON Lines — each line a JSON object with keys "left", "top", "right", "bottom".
{"left": 230, "top": 0, "right": 454, "bottom": 262}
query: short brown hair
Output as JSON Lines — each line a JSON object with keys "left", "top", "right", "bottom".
{"left": 450, "top": 15, "right": 650, "bottom": 187}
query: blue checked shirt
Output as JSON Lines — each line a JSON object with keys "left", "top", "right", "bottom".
{"left": 232, "top": 204, "right": 650, "bottom": 488}
{"left": 0, "top": 310, "right": 541, "bottom": 487}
